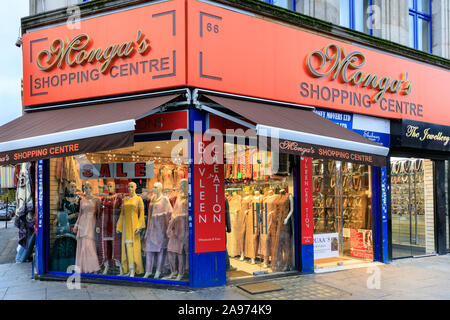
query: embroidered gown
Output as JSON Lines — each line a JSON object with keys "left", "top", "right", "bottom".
{"left": 75, "top": 197, "right": 101, "bottom": 273}
{"left": 116, "top": 195, "right": 146, "bottom": 274}
{"left": 98, "top": 194, "right": 122, "bottom": 269}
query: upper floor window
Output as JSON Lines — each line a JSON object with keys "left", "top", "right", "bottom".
{"left": 340, "top": 0, "right": 373, "bottom": 35}
{"left": 263, "top": 0, "right": 295, "bottom": 11}
{"left": 409, "top": 0, "right": 432, "bottom": 53}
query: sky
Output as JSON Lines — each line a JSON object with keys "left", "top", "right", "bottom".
{"left": 0, "top": 1, "right": 29, "bottom": 126}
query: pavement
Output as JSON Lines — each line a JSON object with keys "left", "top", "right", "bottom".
{"left": 0, "top": 244, "right": 449, "bottom": 300}
{"left": 0, "top": 220, "right": 18, "bottom": 265}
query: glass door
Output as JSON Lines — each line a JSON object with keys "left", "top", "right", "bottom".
{"left": 391, "top": 158, "right": 432, "bottom": 258}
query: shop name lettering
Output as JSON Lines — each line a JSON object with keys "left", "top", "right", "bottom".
{"left": 279, "top": 141, "right": 315, "bottom": 155}
{"left": 37, "top": 31, "right": 150, "bottom": 73}
{"left": 406, "top": 125, "right": 450, "bottom": 146}
{"left": 306, "top": 44, "right": 412, "bottom": 103}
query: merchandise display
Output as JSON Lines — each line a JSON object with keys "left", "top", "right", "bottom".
{"left": 48, "top": 141, "right": 190, "bottom": 281}
{"left": 312, "top": 159, "right": 373, "bottom": 264}
{"left": 224, "top": 143, "right": 295, "bottom": 277}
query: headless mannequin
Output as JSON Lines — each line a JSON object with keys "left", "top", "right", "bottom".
{"left": 144, "top": 182, "right": 170, "bottom": 279}
{"left": 277, "top": 190, "right": 294, "bottom": 271}
{"left": 262, "top": 189, "right": 277, "bottom": 268}
{"left": 117, "top": 182, "right": 142, "bottom": 277}
{"left": 251, "top": 191, "right": 263, "bottom": 265}
{"left": 164, "top": 179, "right": 188, "bottom": 281}
{"left": 241, "top": 191, "right": 252, "bottom": 261}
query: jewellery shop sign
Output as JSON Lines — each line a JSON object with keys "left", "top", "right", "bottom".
{"left": 392, "top": 120, "right": 450, "bottom": 152}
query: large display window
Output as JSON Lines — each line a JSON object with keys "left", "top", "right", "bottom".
{"left": 48, "top": 140, "right": 190, "bottom": 282}
{"left": 312, "top": 159, "right": 373, "bottom": 269}
{"left": 224, "top": 143, "right": 295, "bottom": 278}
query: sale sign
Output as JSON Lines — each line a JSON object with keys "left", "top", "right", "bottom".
{"left": 193, "top": 130, "right": 225, "bottom": 253}
{"left": 80, "top": 162, "right": 154, "bottom": 180}
{"left": 301, "top": 156, "right": 314, "bottom": 245}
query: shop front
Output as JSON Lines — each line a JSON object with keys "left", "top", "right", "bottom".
{"left": 1, "top": 0, "right": 448, "bottom": 288}
{"left": 389, "top": 119, "right": 450, "bottom": 259}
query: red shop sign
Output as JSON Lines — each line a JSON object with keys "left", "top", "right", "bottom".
{"left": 135, "top": 111, "right": 188, "bottom": 134}
{"left": 193, "top": 131, "right": 225, "bottom": 253}
{"left": 301, "top": 156, "right": 314, "bottom": 245}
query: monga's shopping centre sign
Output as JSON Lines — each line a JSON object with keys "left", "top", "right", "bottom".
{"left": 22, "top": 0, "right": 450, "bottom": 127}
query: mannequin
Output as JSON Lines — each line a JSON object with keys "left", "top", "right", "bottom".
{"left": 228, "top": 192, "right": 242, "bottom": 258}
{"left": 241, "top": 191, "right": 253, "bottom": 261}
{"left": 262, "top": 189, "right": 279, "bottom": 268}
{"left": 97, "top": 181, "right": 122, "bottom": 275}
{"left": 116, "top": 182, "right": 145, "bottom": 277}
{"left": 251, "top": 191, "right": 264, "bottom": 265}
{"left": 164, "top": 179, "right": 189, "bottom": 281}
{"left": 144, "top": 182, "right": 173, "bottom": 279}
{"left": 74, "top": 182, "right": 101, "bottom": 274}
{"left": 271, "top": 189, "right": 294, "bottom": 272}
{"left": 61, "top": 182, "right": 81, "bottom": 226}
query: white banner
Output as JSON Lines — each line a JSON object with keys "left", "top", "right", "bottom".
{"left": 313, "top": 233, "right": 339, "bottom": 259}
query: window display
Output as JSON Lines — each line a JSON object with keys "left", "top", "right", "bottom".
{"left": 49, "top": 140, "right": 189, "bottom": 281}
{"left": 312, "top": 159, "right": 373, "bottom": 266}
{"left": 224, "top": 143, "right": 295, "bottom": 277}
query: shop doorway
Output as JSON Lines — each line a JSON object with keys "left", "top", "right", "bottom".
{"left": 312, "top": 160, "right": 374, "bottom": 270}
{"left": 390, "top": 158, "right": 436, "bottom": 258}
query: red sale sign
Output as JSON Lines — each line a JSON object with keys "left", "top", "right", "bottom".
{"left": 193, "top": 131, "right": 225, "bottom": 253}
{"left": 301, "top": 156, "right": 314, "bottom": 245}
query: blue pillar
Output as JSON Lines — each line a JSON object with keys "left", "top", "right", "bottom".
{"left": 380, "top": 167, "right": 389, "bottom": 263}
{"left": 36, "top": 160, "right": 45, "bottom": 275}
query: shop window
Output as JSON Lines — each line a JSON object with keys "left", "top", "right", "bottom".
{"left": 312, "top": 159, "right": 373, "bottom": 269}
{"left": 224, "top": 142, "right": 295, "bottom": 277}
{"left": 409, "top": 0, "right": 432, "bottom": 53}
{"left": 48, "top": 140, "right": 190, "bottom": 282}
{"left": 262, "top": 0, "right": 295, "bottom": 11}
{"left": 340, "top": 0, "right": 374, "bottom": 35}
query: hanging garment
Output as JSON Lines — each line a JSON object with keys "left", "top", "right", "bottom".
{"left": 14, "top": 163, "right": 35, "bottom": 249}
{"left": 161, "top": 166, "right": 174, "bottom": 189}
{"left": 61, "top": 194, "right": 81, "bottom": 226}
{"left": 228, "top": 194, "right": 242, "bottom": 257}
{"left": 145, "top": 196, "right": 172, "bottom": 253}
{"left": 251, "top": 195, "right": 265, "bottom": 259}
{"left": 262, "top": 194, "right": 279, "bottom": 264}
{"left": 116, "top": 195, "right": 146, "bottom": 274}
{"left": 98, "top": 194, "right": 122, "bottom": 269}
{"left": 75, "top": 197, "right": 101, "bottom": 273}
{"left": 271, "top": 192, "right": 293, "bottom": 272}
{"left": 242, "top": 195, "right": 254, "bottom": 258}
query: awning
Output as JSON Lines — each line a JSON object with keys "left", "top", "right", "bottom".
{"left": 203, "top": 95, "right": 389, "bottom": 166}
{"left": 0, "top": 95, "right": 178, "bottom": 165}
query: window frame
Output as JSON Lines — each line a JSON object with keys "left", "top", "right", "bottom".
{"left": 264, "top": 0, "right": 296, "bottom": 11}
{"left": 409, "top": 0, "right": 432, "bottom": 53}
{"left": 342, "top": 0, "right": 374, "bottom": 35}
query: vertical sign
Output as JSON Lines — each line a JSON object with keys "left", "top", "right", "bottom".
{"left": 381, "top": 167, "right": 389, "bottom": 262}
{"left": 193, "top": 130, "right": 225, "bottom": 253}
{"left": 36, "top": 160, "right": 44, "bottom": 275}
{"left": 301, "top": 156, "right": 313, "bottom": 244}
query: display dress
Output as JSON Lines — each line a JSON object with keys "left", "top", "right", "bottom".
{"left": 262, "top": 194, "right": 279, "bottom": 265}
{"left": 228, "top": 194, "right": 242, "bottom": 257}
{"left": 242, "top": 195, "right": 254, "bottom": 258}
{"left": 251, "top": 195, "right": 265, "bottom": 259}
{"left": 98, "top": 193, "right": 122, "bottom": 269}
{"left": 50, "top": 194, "right": 80, "bottom": 272}
{"left": 75, "top": 197, "right": 101, "bottom": 273}
{"left": 162, "top": 167, "right": 174, "bottom": 189}
{"left": 167, "top": 195, "right": 189, "bottom": 276}
{"left": 144, "top": 196, "right": 172, "bottom": 273}
{"left": 116, "top": 195, "right": 146, "bottom": 274}
{"left": 271, "top": 192, "right": 292, "bottom": 272}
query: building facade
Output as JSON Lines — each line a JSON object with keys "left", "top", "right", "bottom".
{"left": 3, "top": 0, "right": 448, "bottom": 288}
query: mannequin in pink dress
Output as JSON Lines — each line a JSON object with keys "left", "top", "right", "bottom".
{"left": 164, "top": 179, "right": 188, "bottom": 281}
{"left": 74, "top": 182, "right": 101, "bottom": 273}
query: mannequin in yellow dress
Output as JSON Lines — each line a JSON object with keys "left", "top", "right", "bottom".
{"left": 116, "top": 182, "right": 145, "bottom": 277}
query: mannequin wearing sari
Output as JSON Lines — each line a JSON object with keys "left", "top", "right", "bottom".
{"left": 74, "top": 182, "right": 101, "bottom": 274}
{"left": 116, "top": 182, "right": 145, "bottom": 277}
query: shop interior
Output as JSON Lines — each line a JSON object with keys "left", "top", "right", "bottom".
{"left": 224, "top": 143, "right": 296, "bottom": 279}
{"left": 312, "top": 159, "right": 374, "bottom": 270}
{"left": 48, "top": 140, "right": 191, "bottom": 281}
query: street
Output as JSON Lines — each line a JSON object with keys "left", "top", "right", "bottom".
{"left": 0, "top": 220, "right": 17, "bottom": 265}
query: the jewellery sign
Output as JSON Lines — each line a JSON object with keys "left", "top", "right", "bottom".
{"left": 22, "top": 0, "right": 185, "bottom": 107}
{"left": 391, "top": 119, "right": 450, "bottom": 152}
{"left": 187, "top": 0, "right": 450, "bottom": 127}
